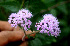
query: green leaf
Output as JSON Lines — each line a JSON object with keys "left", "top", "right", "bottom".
{"left": 0, "top": 12, "right": 7, "bottom": 21}
{"left": 35, "top": 33, "right": 46, "bottom": 40}
{"left": 63, "top": 27, "right": 70, "bottom": 37}
{"left": 2, "top": 5, "right": 19, "bottom": 12}
{"left": 0, "top": 1, "right": 20, "bottom": 12}
{"left": 29, "top": 38, "right": 42, "bottom": 46}
{"left": 35, "top": 33, "right": 56, "bottom": 45}
{"left": 4, "top": 0, "right": 16, "bottom": 2}
{"left": 27, "top": 0, "right": 46, "bottom": 15}
{"left": 0, "top": 0, "right": 16, "bottom": 3}
{"left": 59, "top": 20, "right": 67, "bottom": 27}
{"left": 0, "top": 0, "right": 3, "bottom": 2}
{"left": 41, "top": 0, "right": 55, "bottom": 4}
{"left": 50, "top": 9, "right": 57, "bottom": 16}
{"left": 57, "top": 4, "right": 68, "bottom": 15}
{"left": 41, "top": 0, "right": 55, "bottom": 7}
{"left": 52, "top": 38, "right": 56, "bottom": 42}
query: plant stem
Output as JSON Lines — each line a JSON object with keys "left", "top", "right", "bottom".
{"left": 20, "top": 0, "right": 25, "bottom": 9}
{"left": 26, "top": 30, "right": 40, "bottom": 35}
{"left": 22, "top": 28, "right": 26, "bottom": 41}
{"left": 22, "top": 29, "right": 41, "bottom": 41}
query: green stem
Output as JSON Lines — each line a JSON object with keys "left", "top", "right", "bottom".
{"left": 20, "top": 0, "right": 25, "bottom": 9}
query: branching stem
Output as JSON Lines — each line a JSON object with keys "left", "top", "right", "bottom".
{"left": 22, "top": 29, "right": 41, "bottom": 41}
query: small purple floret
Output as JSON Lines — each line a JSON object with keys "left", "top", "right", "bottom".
{"left": 8, "top": 9, "right": 33, "bottom": 31}
{"left": 35, "top": 14, "right": 61, "bottom": 37}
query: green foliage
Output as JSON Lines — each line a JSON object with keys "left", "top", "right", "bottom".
{"left": 57, "top": 4, "right": 68, "bottom": 15}
{"left": 0, "top": 12, "right": 7, "bottom": 21}
{"left": 50, "top": 9, "right": 57, "bottom": 16}
{"left": 0, "top": 0, "right": 20, "bottom": 12}
{"left": 29, "top": 38, "right": 42, "bottom": 46}
{"left": 0, "top": 0, "right": 70, "bottom": 46}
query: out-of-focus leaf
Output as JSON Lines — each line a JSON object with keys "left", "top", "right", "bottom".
{"left": 0, "top": 1, "right": 20, "bottom": 12}
{"left": 41, "top": 0, "right": 55, "bottom": 7}
{"left": 29, "top": 38, "right": 42, "bottom": 46}
{"left": 63, "top": 27, "right": 70, "bottom": 37}
{"left": 4, "top": 0, "right": 16, "bottom": 2}
{"left": 50, "top": 9, "right": 57, "bottom": 16}
{"left": 0, "top": 0, "right": 3, "bottom": 2}
{"left": 2, "top": 5, "right": 19, "bottom": 12}
{"left": 52, "top": 38, "right": 56, "bottom": 42}
{"left": 57, "top": 4, "right": 68, "bottom": 15}
{"left": 35, "top": 33, "right": 56, "bottom": 45}
{"left": 0, "top": 0, "right": 16, "bottom": 3}
{"left": 26, "top": 0, "right": 46, "bottom": 15}
{"left": 41, "top": 0, "right": 55, "bottom": 4}
{"left": 59, "top": 20, "right": 67, "bottom": 27}
{"left": 35, "top": 33, "right": 46, "bottom": 41}
{"left": 0, "top": 12, "right": 7, "bottom": 21}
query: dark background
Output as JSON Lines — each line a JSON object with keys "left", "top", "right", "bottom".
{"left": 0, "top": 0, "right": 70, "bottom": 46}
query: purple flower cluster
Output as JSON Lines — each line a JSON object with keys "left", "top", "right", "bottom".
{"left": 8, "top": 9, "right": 33, "bottom": 31}
{"left": 35, "top": 14, "right": 61, "bottom": 37}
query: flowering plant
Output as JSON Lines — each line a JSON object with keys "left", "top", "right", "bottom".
{"left": 35, "top": 14, "right": 61, "bottom": 37}
{"left": 8, "top": 9, "right": 61, "bottom": 41}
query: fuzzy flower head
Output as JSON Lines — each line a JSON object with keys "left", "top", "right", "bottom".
{"left": 8, "top": 9, "right": 33, "bottom": 31}
{"left": 35, "top": 14, "right": 61, "bottom": 37}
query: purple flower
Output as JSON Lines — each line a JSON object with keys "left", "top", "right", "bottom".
{"left": 8, "top": 9, "right": 33, "bottom": 31}
{"left": 35, "top": 14, "right": 61, "bottom": 37}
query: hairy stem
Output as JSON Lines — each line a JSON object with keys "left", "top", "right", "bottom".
{"left": 22, "top": 28, "right": 26, "bottom": 41}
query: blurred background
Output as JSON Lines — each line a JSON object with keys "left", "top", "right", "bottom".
{"left": 0, "top": 0, "right": 70, "bottom": 46}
